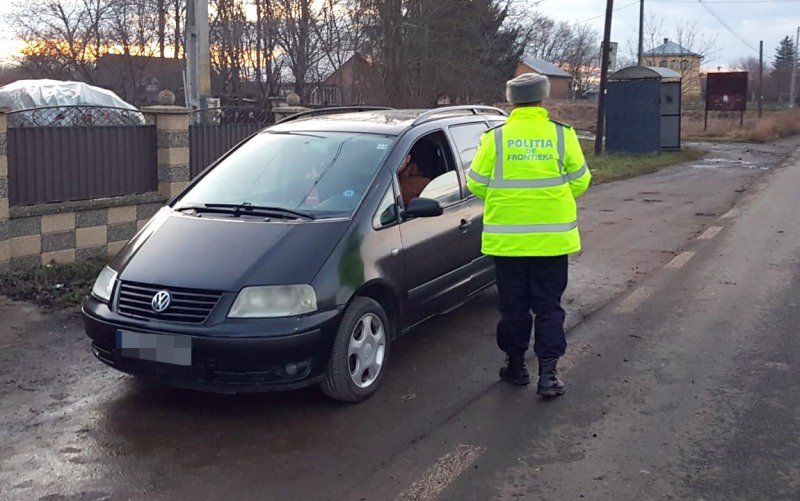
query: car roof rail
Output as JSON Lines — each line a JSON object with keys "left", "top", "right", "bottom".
{"left": 410, "top": 105, "right": 508, "bottom": 127}
{"left": 276, "top": 106, "right": 396, "bottom": 124}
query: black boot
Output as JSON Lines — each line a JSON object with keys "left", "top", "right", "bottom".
{"left": 499, "top": 355, "right": 530, "bottom": 386}
{"left": 537, "top": 357, "right": 565, "bottom": 397}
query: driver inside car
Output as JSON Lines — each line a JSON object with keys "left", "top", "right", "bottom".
{"left": 398, "top": 153, "right": 431, "bottom": 206}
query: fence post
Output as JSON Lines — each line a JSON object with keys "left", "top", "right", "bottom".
{"left": 143, "top": 106, "right": 191, "bottom": 199}
{"left": 0, "top": 108, "right": 9, "bottom": 272}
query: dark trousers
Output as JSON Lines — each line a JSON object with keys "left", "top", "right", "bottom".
{"left": 495, "top": 255, "right": 568, "bottom": 360}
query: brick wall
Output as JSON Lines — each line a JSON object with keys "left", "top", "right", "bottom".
{"left": 3, "top": 194, "right": 165, "bottom": 271}
{"left": 0, "top": 106, "right": 192, "bottom": 272}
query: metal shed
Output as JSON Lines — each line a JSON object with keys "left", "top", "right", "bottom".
{"left": 605, "top": 66, "right": 682, "bottom": 153}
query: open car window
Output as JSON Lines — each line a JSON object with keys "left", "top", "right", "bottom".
{"left": 398, "top": 130, "right": 463, "bottom": 208}
{"left": 177, "top": 131, "right": 395, "bottom": 219}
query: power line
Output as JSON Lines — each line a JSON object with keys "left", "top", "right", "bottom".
{"left": 696, "top": 0, "right": 760, "bottom": 52}
{"left": 582, "top": 0, "right": 640, "bottom": 22}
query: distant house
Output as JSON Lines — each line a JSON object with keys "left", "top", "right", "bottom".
{"left": 643, "top": 38, "right": 702, "bottom": 98}
{"left": 313, "top": 53, "right": 377, "bottom": 106}
{"left": 94, "top": 54, "right": 185, "bottom": 106}
{"left": 276, "top": 52, "right": 377, "bottom": 106}
{"left": 515, "top": 57, "right": 573, "bottom": 100}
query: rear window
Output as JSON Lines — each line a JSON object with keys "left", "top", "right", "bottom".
{"left": 449, "top": 122, "right": 488, "bottom": 168}
{"left": 179, "top": 131, "right": 395, "bottom": 219}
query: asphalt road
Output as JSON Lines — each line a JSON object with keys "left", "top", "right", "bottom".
{"left": 1, "top": 138, "right": 799, "bottom": 500}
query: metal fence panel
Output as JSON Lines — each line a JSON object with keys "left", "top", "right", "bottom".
{"left": 189, "top": 123, "right": 264, "bottom": 178}
{"left": 8, "top": 126, "right": 158, "bottom": 206}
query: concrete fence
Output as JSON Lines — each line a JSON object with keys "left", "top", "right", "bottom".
{"left": 0, "top": 106, "right": 194, "bottom": 272}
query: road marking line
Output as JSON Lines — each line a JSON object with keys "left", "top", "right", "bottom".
{"left": 397, "top": 444, "right": 485, "bottom": 501}
{"left": 722, "top": 208, "right": 739, "bottom": 219}
{"left": 665, "top": 251, "right": 695, "bottom": 270}
{"left": 613, "top": 287, "right": 654, "bottom": 315}
{"left": 698, "top": 226, "right": 723, "bottom": 240}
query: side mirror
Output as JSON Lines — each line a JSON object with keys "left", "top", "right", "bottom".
{"left": 405, "top": 197, "right": 443, "bottom": 218}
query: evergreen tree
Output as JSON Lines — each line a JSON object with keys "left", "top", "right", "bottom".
{"left": 773, "top": 35, "right": 796, "bottom": 72}
{"left": 358, "top": 0, "right": 524, "bottom": 107}
{"left": 772, "top": 35, "right": 797, "bottom": 101}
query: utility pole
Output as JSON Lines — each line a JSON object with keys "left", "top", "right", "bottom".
{"left": 789, "top": 26, "right": 799, "bottom": 109}
{"left": 595, "top": 0, "right": 614, "bottom": 155}
{"left": 637, "top": 0, "right": 645, "bottom": 65}
{"left": 185, "top": 0, "right": 211, "bottom": 111}
{"left": 758, "top": 40, "right": 764, "bottom": 118}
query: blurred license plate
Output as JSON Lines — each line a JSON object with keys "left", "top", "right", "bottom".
{"left": 116, "top": 330, "right": 192, "bottom": 366}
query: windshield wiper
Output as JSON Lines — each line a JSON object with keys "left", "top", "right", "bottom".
{"left": 174, "top": 205, "right": 230, "bottom": 215}
{"left": 204, "top": 203, "right": 316, "bottom": 220}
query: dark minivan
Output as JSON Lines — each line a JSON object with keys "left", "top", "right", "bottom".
{"left": 82, "top": 106, "right": 507, "bottom": 402}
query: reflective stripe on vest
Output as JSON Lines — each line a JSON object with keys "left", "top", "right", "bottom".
{"left": 483, "top": 221, "right": 579, "bottom": 234}
{"left": 494, "top": 127, "right": 504, "bottom": 180}
{"left": 489, "top": 123, "right": 577, "bottom": 187}
{"left": 555, "top": 124, "right": 565, "bottom": 174}
{"left": 481, "top": 163, "right": 587, "bottom": 189}
{"left": 468, "top": 169, "right": 491, "bottom": 184}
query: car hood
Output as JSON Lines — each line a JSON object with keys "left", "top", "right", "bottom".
{"left": 112, "top": 211, "right": 350, "bottom": 291}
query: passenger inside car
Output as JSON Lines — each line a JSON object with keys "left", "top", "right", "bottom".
{"left": 398, "top": 152, "right": 431, "bottom": 205}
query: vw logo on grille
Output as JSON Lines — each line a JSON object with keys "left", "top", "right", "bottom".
{"left": 151, "top": 290, "right": 172, "bottom": 313}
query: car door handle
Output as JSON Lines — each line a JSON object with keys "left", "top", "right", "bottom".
{"left": 459, "top": 219, "right": 472, "bottom": 232}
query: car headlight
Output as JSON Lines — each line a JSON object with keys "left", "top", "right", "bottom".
{"left": 228, "top": 285, "right": 317, "bottom": 318}
{"left": 91, "top": 266, "right": 118, "bottom": 302}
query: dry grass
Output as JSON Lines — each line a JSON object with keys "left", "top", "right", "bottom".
{"left": 497, "top": 100, "right": 598, "bottom": 132}
{"left": 543, "top": 100, "right": 598, "bottom": 132}
{"left": 0, "top": 259, "right": 106, "bottom": 308}
{"left": 501, "top": 100, "right": 800, "bottom": 143}
{"left": 682, "top": 110, "right": 800, "bottom": 143}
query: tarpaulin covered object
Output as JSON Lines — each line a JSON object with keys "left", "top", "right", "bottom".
{"left": 0, "top": 80, "right": 145, "bottom": 126}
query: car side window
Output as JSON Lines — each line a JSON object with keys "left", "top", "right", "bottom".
{"left": 449, "top": 122, "right": 489, "bottom": 169}
{"left": 419, "top": 171, "right": 461, "bottom": 205}
{"left": 373, "top": 186, "right": 398, "bottom": 229}
{"left": 399, "top": 130, "right": 463, "bottom": 208}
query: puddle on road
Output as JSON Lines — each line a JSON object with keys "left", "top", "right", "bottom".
{"left": 686, "top": 140, "right": 800, "bottom": 171}
{"left": 694, "top": 157, "right": 763, "bottom": 170}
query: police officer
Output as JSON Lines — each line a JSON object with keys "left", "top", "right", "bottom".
{"left": 467, "top": 73, "right": 591, "bottom": 397}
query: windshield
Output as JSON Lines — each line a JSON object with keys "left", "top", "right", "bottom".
{"left": 177, "top": 131, "right": 395, "bottom": 219}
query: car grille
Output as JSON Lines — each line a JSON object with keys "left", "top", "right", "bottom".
{"left": 117, "top": 281, "right": 223, "bottom": 324}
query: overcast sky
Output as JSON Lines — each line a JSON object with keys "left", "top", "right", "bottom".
{"left": 553, "top": 0, "right": 800, "bottom": 68}
{"left": 0, "top": 0, "right": 797, "bottom": 68}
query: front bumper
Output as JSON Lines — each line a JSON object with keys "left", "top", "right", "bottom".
{"left": 82, "top": 296, "right": 343, "bottom": 393}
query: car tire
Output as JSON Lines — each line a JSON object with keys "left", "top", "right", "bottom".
{"left": 320, "top": 297, "right": 391, "bottom": 402}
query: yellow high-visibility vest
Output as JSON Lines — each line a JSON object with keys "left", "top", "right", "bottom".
{"left": 467, "top": 106, "right": 591, "bottom": 257}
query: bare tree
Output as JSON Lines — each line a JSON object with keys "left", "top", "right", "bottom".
{"left": 521, "top": 16, "right": 575, "bottom": 66}
{"left": 156, "top": 0, "right": 167, "bottom": 57}
{"left": 210, "top": 0, "right": 252, "bottom": 101}
{"left": 253, "top": 0, "right": 281, "bottom": 106}
{"left": 274, "top": 0, "right": 323, "bottom": 103}
{"left": 12, "top": 0, "right": 112, "bottom": 82}
{"left": 515, "top": 11, "right": 602, "bottom": 98}
{"left": 630, "top": 15, "right": 721, "bottom": 68}
{"left": 172, "top": 0, "right": 185, "bottom": 58}
{"left": 733, "top": 56, "right": 764, "bottom": 102}
{"left": 562, "top": 23, "right": 600, "bottom": 98}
